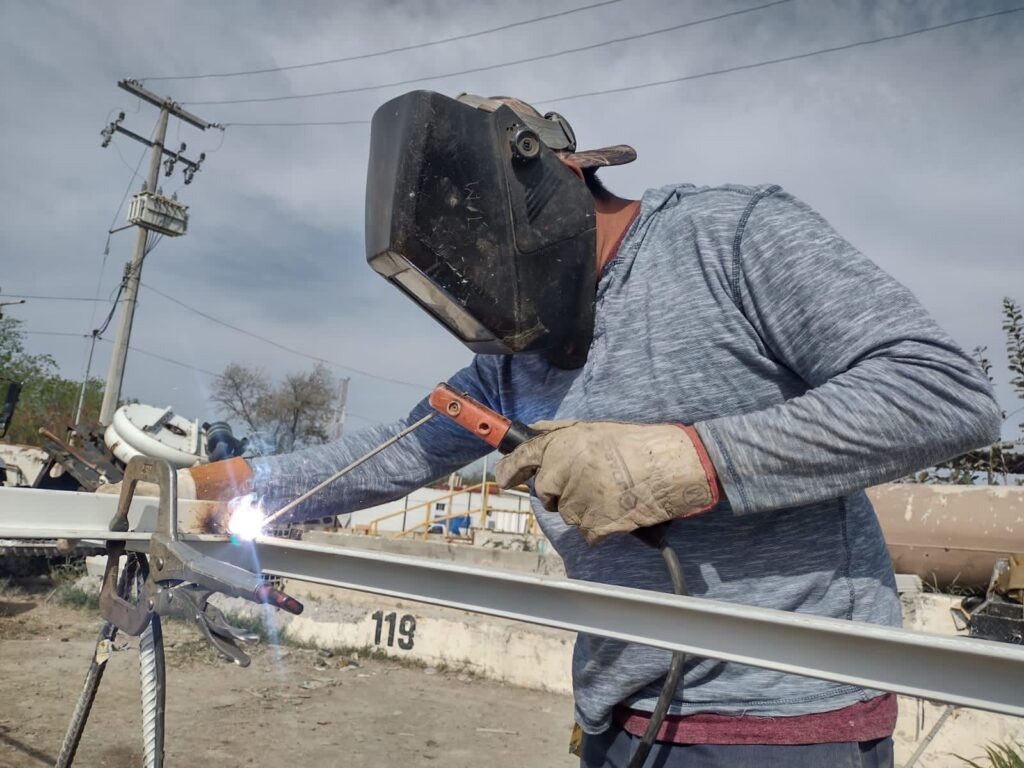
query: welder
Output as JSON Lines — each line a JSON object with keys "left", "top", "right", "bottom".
{"left": 130, "top": 91, "right": 1001, "bottom": 767}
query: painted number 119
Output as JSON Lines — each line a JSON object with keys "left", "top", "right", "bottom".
{"left": 371, "top": 610, "right": 416, "bottom": 650}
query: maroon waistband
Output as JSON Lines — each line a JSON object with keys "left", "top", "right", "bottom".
{"left": 614, "top": 693, "right": 898, "bottom": 746}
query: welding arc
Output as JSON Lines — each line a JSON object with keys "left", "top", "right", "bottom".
{"left": 260, "top": 412, "right": 436, "bottom": 528}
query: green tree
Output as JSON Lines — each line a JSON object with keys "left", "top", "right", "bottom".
{"left": 913, "top": 297, "right": 1024, "bottom": 484}
{"left": 0, "top": 317, "right": 103, "bottom": 446}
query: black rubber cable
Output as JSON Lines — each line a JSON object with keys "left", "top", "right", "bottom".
{"left": 627, "top": 534, "right": 688, "bottom": 768}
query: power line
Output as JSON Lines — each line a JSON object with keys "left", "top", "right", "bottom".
{"left": 535, "top": 5, "right": 1024, "bottom": 105}
{"left": 25, "top": 330, "right": 384, "bottom": 424}
{"left": 226, "top": 119, "right": 369, "bottom": 128}
{"left": 105, "top": 114, "right": 155, "bottom": 237}
{"left": 86, "top": 112, "right": 157, "bottom": 354}
{"left": 138, "top": 281, "right": 431, "bottom": 390}
{"left": 140, "top": 0, "right": 625, "bottom": 82}
{"left": 24, "top": 331, "right": 91, "bottom": 339}
{"left": 185, "top": 0, "right": 793, "bottom": 106}
{"left": 100, "top": 338, "right": 221, "bottom": 377}
{"left": 2, "top": 294, "right": 118, "bottom": 302}
{"left": 225, "top": 5, "right": 1024, "bottom": 128}
{"left": 24, "top": 331, "right": 218, "bottom": 376}
{"left": 111, "top": 140, "right": 148, "bottom": 185}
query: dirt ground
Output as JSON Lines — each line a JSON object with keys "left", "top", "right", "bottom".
{"left": 0, "top": 578, "right": 577, "bottom": 768}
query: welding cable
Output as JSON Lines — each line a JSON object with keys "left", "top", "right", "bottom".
{"left": 54, "top": 560, "right": 133, "bottom": 768}
{"left": 627, "top": 535, "right": 688, "bottom": 768}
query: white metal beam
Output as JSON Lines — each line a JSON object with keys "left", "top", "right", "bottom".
{"left": 3, "top": 487, "right": 1023, "bottom": 717}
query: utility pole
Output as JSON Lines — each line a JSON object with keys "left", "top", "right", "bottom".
{"left": 0, "top": 287, "right": 26, "bottom": 319}
{"left": 98, "top": 80, "right": 222, "bottom": 425}
{"left": 332, "top": 377, "right": 350, "bottom": 439}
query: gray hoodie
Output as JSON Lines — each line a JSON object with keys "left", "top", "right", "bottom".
{"left": 252, "top": 183, "right": 1000, "bottom": 733}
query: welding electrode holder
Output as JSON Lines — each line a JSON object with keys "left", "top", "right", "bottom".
{"left": 100, "top": 456, "right": 302, "bottom": 665}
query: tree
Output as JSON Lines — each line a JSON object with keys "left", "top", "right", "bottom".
{"left": 0, "top": 317, "right": 103, "bottom": 446}
{"left": 212, "top": 362, "right": 343, "bottom": 455}
{"left": 912, "top": 297, "right": 1024, "bottom": 484}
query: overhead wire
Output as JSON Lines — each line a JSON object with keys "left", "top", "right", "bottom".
{"left": 24, "top": 330, "right": 383, "bottom": 424}
{"left": 227, "top": 118, "right": 369, "bottom": 128}
{"left": 81, "top": 109, "right": 159, "bottom": 386}
{"left": 24, "top": 331, "right": 92, "bottom": 339}
{"left": 139, "top": 0, "right": 625, "bottom": 82}
{"left": 104, "top": 109, "right": 154, "bottom": 238}
{"left": 26, "top": 330, "right": 217, "bottom": 376}
{"left": 537, "top": 4, "right": 1024, "bottom": 105}
{"left": 224, "top": 4, "right": 1024, "bottom": 127}
{"left": 186, "top": 0, "right": 793, "bottom": 106}
{"left": 100, "top": 338, "right": 220, "bottom": 377}
{"left": 111, "top": 141, "right": 148, "bottom": 185}
{"left": 138, "top": 281, "right": 432, "bottom": 390}
{"left": 1, "top": 294, "right": 115, "bottom": 302}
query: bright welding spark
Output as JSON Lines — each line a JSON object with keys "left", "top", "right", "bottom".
{"left": 227, "top": 493, "right": 266, "bottom": 541}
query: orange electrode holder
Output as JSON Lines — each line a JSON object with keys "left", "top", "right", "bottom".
{"left": 428, "top": 383, "right": 537, "bottom": 454}
{"left": 430, "top": 383, "right": 674, "bottom": 549}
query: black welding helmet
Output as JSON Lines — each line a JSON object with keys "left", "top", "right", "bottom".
{"left": 366, "top": 90, "right": 633, "bottom": 369}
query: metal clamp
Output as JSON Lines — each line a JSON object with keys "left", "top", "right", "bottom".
{"left": 153, "top": 584, "right": 259, "bottom": 667}
{"left": 99, "top": 456, "right": 302, "bottom": 664}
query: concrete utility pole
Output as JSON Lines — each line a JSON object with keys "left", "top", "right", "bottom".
{"left": 98, "top": 80, "right": 221, "bottom": 425}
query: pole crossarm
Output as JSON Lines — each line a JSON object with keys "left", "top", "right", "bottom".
{"left": 118, "top": 79, "right": 221, "bottom": 130}
{"left": 112, "top": 125, "right": 203, "bottom": 170}
{"left": 2, "top": 486, "right": 1023, "bottom": 717}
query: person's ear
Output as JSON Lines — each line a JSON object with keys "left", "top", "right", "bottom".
{"left": 559, "top": 157, "right": 584, "bottom": 181}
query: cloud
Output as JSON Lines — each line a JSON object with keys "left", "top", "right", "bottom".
{"left": 2, "top": 0, "right": 1022, "bottom": 436}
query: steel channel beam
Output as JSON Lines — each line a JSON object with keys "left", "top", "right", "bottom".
{"left": 3, "top": 487, "right": 1024, "bottom": 716}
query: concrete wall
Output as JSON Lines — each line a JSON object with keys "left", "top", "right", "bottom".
{"left": 213, "top": 532, "right": 573, "bottom": 692}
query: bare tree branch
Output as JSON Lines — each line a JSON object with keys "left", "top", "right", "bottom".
{"left": 211, "top": 362, "right": 342, "bottom": 455}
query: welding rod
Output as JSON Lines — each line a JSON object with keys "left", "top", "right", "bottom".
{"left": 260, "top": 412, "right": 437, "bottom": 528}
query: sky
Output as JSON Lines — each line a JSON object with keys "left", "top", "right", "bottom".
{"left": 1, "top": 0, "right": 1022, "bottom": 439}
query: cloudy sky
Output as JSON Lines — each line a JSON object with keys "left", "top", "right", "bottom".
{"left": 1, "top": 0, "right": 1022, "bottom": 438}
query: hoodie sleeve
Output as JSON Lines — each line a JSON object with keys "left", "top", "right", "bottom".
{"left": 695, "top": 187, "right": 1001, "bottom": 515}
{"left": 250, "top": 357, "right": 497, "bottom": 522}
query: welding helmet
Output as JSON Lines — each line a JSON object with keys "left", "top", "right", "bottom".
{"left": 365, "top": 90, "right": 635, "bottom": 369}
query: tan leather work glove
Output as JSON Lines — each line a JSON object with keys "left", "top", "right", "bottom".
{"left": 495, "top": 421, "right": 720, "bottom": 545}
{"left": 96, "top": 457, "right": 253, "bottom": 502}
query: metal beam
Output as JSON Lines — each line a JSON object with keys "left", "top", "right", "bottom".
{"left": 3, "top": 487, "right": 1024, "bottom": 717}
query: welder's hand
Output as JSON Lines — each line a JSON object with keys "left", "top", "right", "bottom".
{"left": 96, "top": 457, "right": 252, "bottom": 502}
{"left": 495, "top": 421, "right": 720, "bottom": 545}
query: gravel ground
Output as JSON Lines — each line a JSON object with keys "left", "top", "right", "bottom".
{"left": 0, "top": 578, "right": 577, "bottom": 767}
